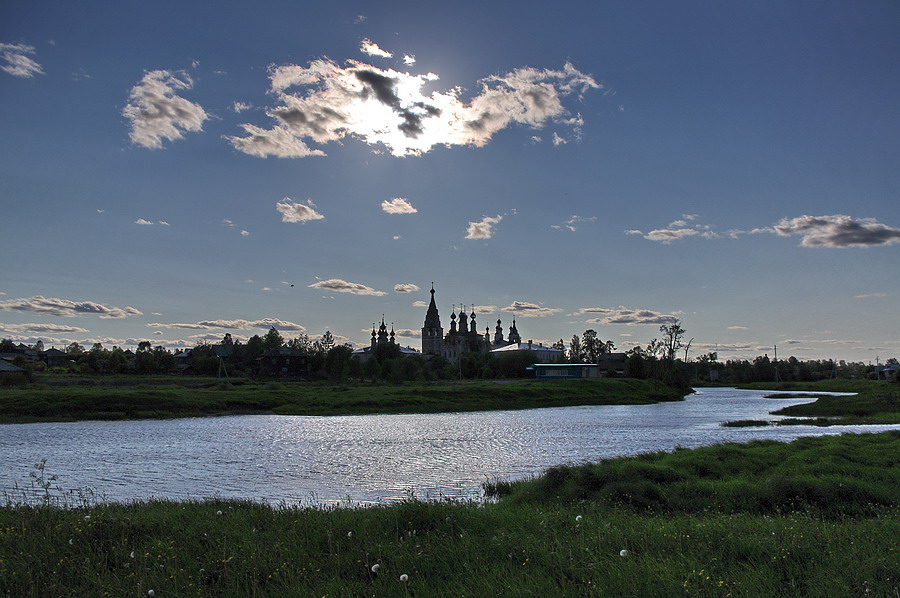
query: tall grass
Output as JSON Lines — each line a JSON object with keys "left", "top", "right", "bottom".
{"left": 2, "top": 433, "right": 898, "bottom": 596}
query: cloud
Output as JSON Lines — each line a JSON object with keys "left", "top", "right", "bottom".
{"left": 308, "top": 279, "right": 387, "bottom": 296}
{"left": 393, "top": 283, "right": 420, "bottom": 293}
{"left": 123, "top": 70, "right": 209, "bottom": 149}
{"left": 727, "top": 325, "right": 749, "bottom": 331}
{"left": 240, "top": 230, "right": 250, "bottom": 236}
{"left": 381, "top": 197, "right": 418, "bottom": 214}
{"left": 551, "top": 215, "right": 596, "bottom": 232}
{"left": 228, "top": 55, "right": 599, "bottom": 158}
{"left": 403, "top": 54, "right": 416, "bottom": 66}
{"left": 770, "top": 215, "right": 900, "bottom": 248}
{"left": 552, "top": 132, "right": 567, "bottom": 146}
{"left": 232, "top": 101, "right": 252, "bottom": 113}
{"left": 473, "top": 305, "right": 498, "bottom": 314}
{"left": 627, "top": 215, "right": 719, "bottom": 243}
{"left": 466, "top": 215, "right": 503, "bottom": 240}
{"left": 354, "top": 15, "right": 367, "bottom": 24}
{"left": 360, "top": 39, "right": 392, "bottom": 58}
{"left": 0, "top": 42, "right": 44, "bottom": 78}
{"left": 276, "top": 198, "right": 325, "bottom": 223}
{"left": 392, "top": 328, "right": 419, "bottom": 338}
{"left": 0, "top": 323, "right": 90, "bottom": 334}
{"left": 572, "top": 306, "right": 677, "bottom": 326}
{"left": 854, "top": 292, "right": 887, "bottom": 299}
{"left": 501, "top": 301, "right": 562, "bottom": 318}
{"left": 0, "top": 296, "right": 142, "bottom": 319}
{"left": 412, "top": 300, "right": 428, "bottom": 308}
{"left": 149, "top": 318, "right": 305, "bottom": 331}
{"left": 135, "top": 218, "right": 169, "bottom": 226}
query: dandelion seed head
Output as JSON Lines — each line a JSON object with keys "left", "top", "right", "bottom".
{"left": 619, "top": 549, "right": 629, "bottom": 557}
{"left": 575, "top": 515, "right": 583, "bottom": 522}
{"left": 68, "top": 538, "right": 74, "bottom": 545}
{"left": 347, "top": 531, "right": 353, "bottom": 538}
{"left": 400, "top": 574, "right": 409, "bottom": 582}
{"left": 216, "top": 510, "right": 222, "bottom": 516}
{"left": 371, "top": 563, "right": 380, "bottom": 573}
{"left": 147, "top": 591, "right": 155, "bottom": 597}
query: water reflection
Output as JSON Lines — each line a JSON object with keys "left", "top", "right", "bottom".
{"left": 1, "top": 387, "right": 895, "bottom": 505}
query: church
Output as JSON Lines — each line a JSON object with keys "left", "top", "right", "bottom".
{"left": 421, "top": 285, "right": 523, "bottom": 363}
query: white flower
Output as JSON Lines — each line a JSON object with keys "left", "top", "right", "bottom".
{"left": 371, "top": 564, "right": 380, "bottom": 573}
{"left": 130, "top": 551, "right": 135, "bottom": 559}
{"left": 399, "top": 574, "right": 409, "bottom": 582}
{"left": 347, "top": 531, "right": 353, "bottom": 538}
{"left": 619, "top": 549, "right": 629, "bottom": 557}
{"left": 216, "top": 510, "right": 222, "bottom": 516}
{"left": 575, "top": 515, "right": 583, "bottom": 522}
{"left": 147, "top": 591, "right": 155, "bottom": 597}
{"left": 68, "top": 538, "right": 74, "bottom": 545}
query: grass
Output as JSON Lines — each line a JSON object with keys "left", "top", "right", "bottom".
{"left": 0, "top": 376, "right": 685, "bottom": 423}
{"left": 2, "top": 432, "right": 898, "bottom": 597}
{"left": 721, "top": 380, "right": 900, "bottom": 427}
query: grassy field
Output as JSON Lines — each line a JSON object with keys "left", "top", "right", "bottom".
{"left": 722, "top": 380, "right": 900, "bottom": 427}
{"left": 2, "top": 432, "right": 897, "bottom": 597}
{"left": 0, "top": 376, "right": 685, "bottom": 423}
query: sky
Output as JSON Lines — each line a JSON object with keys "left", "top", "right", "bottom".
{"left": 1, "top": 0, "right": 899, "bottom": 363}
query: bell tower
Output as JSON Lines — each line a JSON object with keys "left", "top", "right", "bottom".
{"left": 421, "top": 284, "right": 443, "bottom": 357}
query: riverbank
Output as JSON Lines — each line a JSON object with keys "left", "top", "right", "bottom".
{"left": 2, "top": 432, "right": 897, "bottom": 597}
{"left": 718, "top": 380, "right": 900, "bottom": 427}
{"left": 0, "top": 376, "right": 686, "bottom": 423}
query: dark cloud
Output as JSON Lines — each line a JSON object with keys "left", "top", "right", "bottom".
{"left": 0, "top": 296, "right": 142, "bottom": 319}
{"left": 773, "top": 215, "right": 900, "bottom": 248}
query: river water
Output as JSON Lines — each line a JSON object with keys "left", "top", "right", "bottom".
{"left": 1, "top": 387, "right": 895, "bottom": 506}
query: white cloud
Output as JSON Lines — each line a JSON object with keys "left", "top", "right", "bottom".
{"left": 572, "top": 306, "right": 678, "bottom": 326}
{"left": 276, "top": 198, "right": 325, "bottom": 223}
{"left": 403, "top": 54, "right": 416, "bottom": 66}
{"left": 626, "top": 214, "right": 719, "bottom": 244}
{"left": 854, "top": 292, "right": 887, "bottom": 299}
{"left": 232, "top": 101, "right": 252, "bottom": 113}
{"left": 354, "top": 15, "right": 367, "bottom": 24}
{"left": 1, "top": 42, "right": 44, "bottom": 78}
{"left": 308, "top": 278, "right": 387, "bottom": 296}
{"left": 412, "top": 300, "right": 428, "bottom": 308}
{"left": 240, "top": 230, "right": 250, "bottom": 236}
{"left": 551, "top": 215, "right": 596, "bottom": 232}
{"left": 473, "top": 305, "right": 498, "bottom": 314}
{"left": 360, "top": 39, "right": 392, "bottom": 58}
{"left": 552, "top": 132, "right": 567, "bottom": 146}
{"left": 727, "top": 325, "right": 749, "bottom": 330}
{"left": 465, "top": 215, "right": 503, "bottom": 240}
{"left": 123, "top": 70, "right": 209, "bottom": 149}
{"left": 381, "top": 197, "right": 417, "bottom": 214}
{"left": 501, "top": 301, "right": 562, "bottom": 318}
{"left": 134, "top": 219, "right": 169, "bottom": 226}
{"left": 229, "top": 56, "right": 599, "bottom": 158}
{"left": 0, "top": 296, "right": 142, "bottom": 319}
{"left": 393, "top": 283, "right": 420, "bottom": 293}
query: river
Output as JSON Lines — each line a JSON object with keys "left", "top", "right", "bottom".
{"left": 1, "top": 387, "right": 895, "bottom": 506}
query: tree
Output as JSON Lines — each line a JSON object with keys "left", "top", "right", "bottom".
{"left": 221, "top": 333, "right": 234, "bottom": 346}
{"left": 32, "top": 340, "right": 44, "bottom": 352}
{"left": 660, "top": 319, "right": 686, "bottom": 361}
{"left": 324, "top": 345, "right": 353, "bottom": 381}
{"left": 569, "top": 334, "right": 583, "bottom": 363}
{"left": 65, "top": 342, "right": 84, "bottom": 355}
{"left": 263, "top": 327, "right": 284, "bottom": 351}
{"left": 582, "top": 329, "right": 599, "bottom": 363}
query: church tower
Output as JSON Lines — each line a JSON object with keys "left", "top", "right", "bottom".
{"left": 508, "top": 318, "right": 521, "bottom": 344}
{"left": 421, "top": 284, "right": 443, "bottom": 357}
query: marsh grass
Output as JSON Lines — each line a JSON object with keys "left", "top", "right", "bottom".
{"left": 2, "top": 433, "right": 898, "bottom": 596}
{"left": 0, "top": 377, "right": 685, "bottom": 423}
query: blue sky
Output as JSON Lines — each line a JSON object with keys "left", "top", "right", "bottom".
{"left": 2, "top": 0, "right": 898, "bottom": 362}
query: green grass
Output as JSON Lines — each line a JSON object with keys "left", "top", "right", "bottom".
{"left": 722, "top": 380, "right": 900, "bottom": 427}
{"left": 0, "top": 377, "right": 685, "bottom": 423}
{"left": 3, "top": 432, "right": 898, "bottom": 597}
